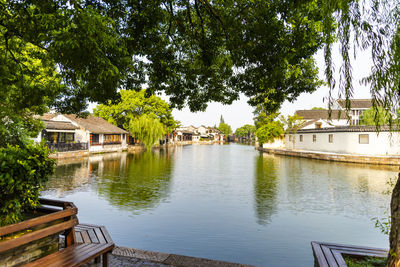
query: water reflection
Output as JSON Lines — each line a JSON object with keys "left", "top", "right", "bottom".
{"left": 254, "top": 153, "right": 278, "bottom": 225}
{"left": 276, "top": 155, "right": 396, "bottom": 217}
{"left": 96, "top": 150, "right": 174, "bottom": 213}
{"left": 44, "top": 150, "right": 174, "bottom": 213}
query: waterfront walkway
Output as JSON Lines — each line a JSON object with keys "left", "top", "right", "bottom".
{"left": 108, "top": 246, "right": 255, "bottom": 267}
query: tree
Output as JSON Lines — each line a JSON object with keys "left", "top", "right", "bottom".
{"left": 318, "top": 2, "right": 400, "bottom": 265}
{"left": 128, "top": 114, "right": 166, "bottom": 150}
{"left": 220, "top": 115, "right": 225, "bottom": 124}
{"left": 235, "top": 124, "right": 256, "bottom": 140}
{"left": 218, "top": 122, "right": 232, "bottom": 136}
{"left": 280, "top": 114, "right": 304, "bottom": 148}
{"left": 312, "top": 107, "right": 325, "bottom": 110}
{"left": 94, "top": 90, "right": 177, "bottom": 132}
{"left": 255, "top": 113, "right": 284, "bottom": 146}
{"left": 360, "top": 107, "right": 391, "bottom": 126}
{"left": 0, "top": 1, "right": 327, "bottom": 114}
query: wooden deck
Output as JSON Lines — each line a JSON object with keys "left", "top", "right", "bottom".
{"left": 311, "top": 241, "right": 388, "bottom": 267}
{"left": 74, "top": 223, "right": 114, "bottom": 246}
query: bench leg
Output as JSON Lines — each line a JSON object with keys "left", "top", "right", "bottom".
{"left": 102, "top": 253, "right": 109, "bottom": 267}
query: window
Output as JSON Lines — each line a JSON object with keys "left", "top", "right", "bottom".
{"left": 104, "top": 134, "right": 121, "bottom": 144}
{"left": 91, "top": 134, "right": 100, "bottom": 145}
{"left": 299, "top": 135, "right": 303, "bottom": 142}
{"left": 289, "top": 135, "right": 292, "bottom": 142}
{"left": 359, "top": 134, "right": 369, "bottom": 144}
{"left": 329, "top": 134, "right": 333, "bottom": 143}
{"left": 315, "top": 122, "right": 322, "bottom": 129}
{"left": 313, "top": 134, "right": 316, "bottom": 142}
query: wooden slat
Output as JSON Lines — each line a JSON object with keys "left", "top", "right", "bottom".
{"left": 319, "top": 242, "right": 388, "bottom": 252}
{"left": 59, "top": 244, "right": 112, "bottom": 267}
{"left": 311, "top": 242, "right": 329, "bottom": 267}
{"left": 0, "top": 208, "right": 77, "bottom": 236}
{"left": 23, "top": 243, "right": 94, "bottom": 267}
{"left": 332, "top": 250, "right": 347, "bottom": 267}
{"left": 80, "top": 230, "right": 91, "bottom": 243}
{"left": 0, "top": 218, "right": 78, "bottom": 253}
{"left": 93, "top": 227, "right": 107, "bottom": 243}
{"left": 334, "top": 249, "right": 388, "bottom": 258}
{"left": 100, "top": 226, "right": 114, "bottom": 244}
{"left": 75, "top": 231, "right": 83, "bottom": 243}
{"left": 321, "top": 244, "right": 339, "bottom": 267}
{"left": 39, "top": 198, "right": 74, "bottom": 208}
{"left": 36, "top": 206, "right": 62, "bottom": 213}
{"left": 24, "top": 243, "right": 113, "bottom": 267}
{"left": 87, "top": 228, "right": 99, "bottom": 243}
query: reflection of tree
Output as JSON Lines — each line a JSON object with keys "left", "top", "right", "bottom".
{"left": 254, "top": 154, "right": 278, "bottom": 225}
{"left": 96, "top": 150, "right": 174, "bottom": 213}
{"left": 43, "top": 161, "right": 91, "bottom": 194}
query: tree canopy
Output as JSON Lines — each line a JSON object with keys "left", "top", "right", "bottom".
{"left": 128, "top": 114, "right": 166, "bottom": 149}
{"left": 235, "top": 124, "right": 256, "bottom": 138}
{"left": 359, "top": 106, "right": 391, "bottom": 126}
{"left": 0, "top": 0, "right": 328, "bottom": 115}
{"left": 94, "top": 89, "right": 177, "bottom": 132}
{"left": 218, "top": 122, "right": 232, "bottom": 136}
{"left": 255, "top": 113, "right": 284, "bottom": 146}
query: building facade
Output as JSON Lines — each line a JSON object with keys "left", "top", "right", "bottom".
{"left": 284, "top": 126, "right": 400, "bottom": 156}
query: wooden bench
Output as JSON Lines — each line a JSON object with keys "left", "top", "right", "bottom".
{"left": 311, "top": 241, "right": 388, "bottom": 267}
{"left": 0, "top": 198, "right": 114, "bottom": 267}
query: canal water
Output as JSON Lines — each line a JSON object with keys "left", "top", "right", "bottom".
{"left": 41, "top": 144, "right": 397, "bottom": 266}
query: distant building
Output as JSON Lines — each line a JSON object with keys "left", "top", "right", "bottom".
{"left": 295, "top": 109, "right": 348, "bottom": 129}
{"left": 332, "top": 99, "right": 373, "bottom": 125}
{"left": 38, "top": 114, "right": 128, "bottom": 153}
{"left": 283, "top": 125, "right": 400, "bottom": 156}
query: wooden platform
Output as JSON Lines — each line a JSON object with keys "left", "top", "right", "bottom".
{"left": 311, "top": 241, "right": 388, "bottom": 267}
{"left": 74, "top": 224, "right": 114, "bottom": 246}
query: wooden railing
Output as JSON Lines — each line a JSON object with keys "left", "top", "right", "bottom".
{"left": 0, "top": 199, "right": 78, "bottom": 253}
{"left": 46, "top": 142, "right": 88, "bottom": 152}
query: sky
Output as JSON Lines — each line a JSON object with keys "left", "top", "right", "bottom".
{"left": 171, "top": 43, "right": 374, "bottom": 131}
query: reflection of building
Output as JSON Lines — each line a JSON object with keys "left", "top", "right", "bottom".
{"left": 37, "top": 113, "right": 128, "bottom": 153}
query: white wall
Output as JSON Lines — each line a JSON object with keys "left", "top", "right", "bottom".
{"left": 262, "top": 138, "right": 285, "bottom": 149}
{"left": 285, "top": 131, "right": 400, "bottom": 155}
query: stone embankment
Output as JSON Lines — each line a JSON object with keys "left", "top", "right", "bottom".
{"left": 258, "top": 147, "right": 400, "bottom": 166}
{"left": 109, "top": 246, "right": 255, "bottom": 267}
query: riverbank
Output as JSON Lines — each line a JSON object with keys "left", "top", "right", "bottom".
{"left": 110, "top": 246, "right": 254, "bottom": 267}
{"left": 49, "top": 142, "right": 193, "bottom": 159}
{"left": 258, "top": 146, "right": 400, "bottom": 165}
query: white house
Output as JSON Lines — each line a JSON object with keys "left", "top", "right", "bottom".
{"left": 331, "top": 99, "right": 373, "bottom": 125}
{"left": 295, "top": 109, "right": 349, "bottom": 129}
{"left": 39, "top": 114, "right": 128, "bottom": 153}
{"left": 284, "top": 126, "right": 400, "bottom": 156}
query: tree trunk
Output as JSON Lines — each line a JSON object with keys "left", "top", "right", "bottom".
{"left": 388, "top": 171, "right": 400, "bottom": 266}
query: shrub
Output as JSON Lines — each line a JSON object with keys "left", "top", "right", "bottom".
{"left": 0, "top": 143, "right": 56, "bottom": 226}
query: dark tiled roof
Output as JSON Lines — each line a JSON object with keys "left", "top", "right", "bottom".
{"left": 297, "top": 125, "right": 397, "bottom": 133}
{"left": 64, "top": 114, "right": 128, "bottom": 134}
{"left": 336, "top": 99, "right": 373, "bottom": 109}
{"left": 35, "top": 113, "right": 58, "bottom": 120}
{"left": 299, "top": 119, "right": 318, "bottom": 129}
{"left": 44, "top": 120, "right": 78, "bottom": 131}
{"left": 295, "top": 110, "right": 347, "bottom": 120}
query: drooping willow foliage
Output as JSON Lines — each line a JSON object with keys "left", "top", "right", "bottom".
{"left": 128, "top": 114, "right": 166, "bottom": 150}
{"left": 321, "top": 0, "right": 400, "bottom": 118}
{"left": 323, "top": 2, "right": 400, "bottom": 266}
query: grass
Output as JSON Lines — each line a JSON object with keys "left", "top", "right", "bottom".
{"left": 343, "top": 255, "right": 386, "bottom": 267}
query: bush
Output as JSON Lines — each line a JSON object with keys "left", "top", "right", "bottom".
{"left": 0, "top": 143, "right": 56, "bottom": 226}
